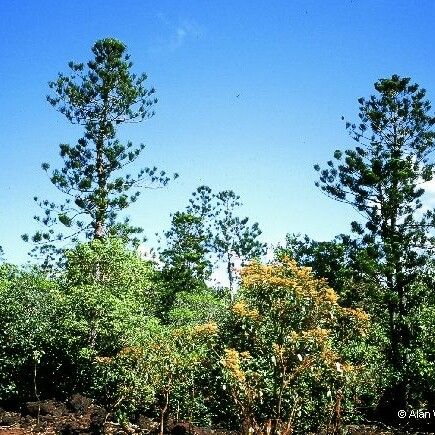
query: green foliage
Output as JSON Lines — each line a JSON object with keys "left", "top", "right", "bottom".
{"left": 0, "top": 264, "right": 61, "bottom": 401}
{"left": 0, "top": 238, "right": 158, "bottom": 403}
{"left": 8, "top": 64, "right": 435, "bottom": 434}
{"left": 24, "top": 38, "right": 176, "bottom": 266}
{"left": 157, "top": 187, "right": 266, "bottom": 318}
{"left": 315, "top": 75, "right": 435, "bottom": 413}
{"left": 65, "top": 237, "right": 154, "bottom": 294}
{"left": 220, "top": 258, "right": 371, "bottom": 434}
{"left": 56, "top": 238, "right": 158, "bottom": 393}
{"left": 399, "top": 270, "right": 435, "bottom": 408}
{"left": 277, "top": 233, "right": 386, "bottom": 311}
{"left": 0, "top": 247, "right": 374, "bottom": 433}
{"left": 0, "top": 237, "right": 224, "bottom": 426}
{"left": 186, "top": 186, "right": 267, "bottom": 291}
{"left": 95, "top": 320, "right": 219, "bottom": 428}
{"left": 276, "top": 233, "right": 393, "bottom": 417}
{"left": 411, "top": 304, "right": 435, "bottom": 401}
{"left": 213, "top": 190, "right": 266, "bottom": 291}
{"left": 158, "top": 212, "right": 212, "bottom": 316}
{"left": 160, "top": 212, "right": 212, "bottom": 282}
{"left": 277, "top": 233, "right": 353, "bottom": 298}
{"left": 167, "top": 288, "right": 227, "bottom": 327}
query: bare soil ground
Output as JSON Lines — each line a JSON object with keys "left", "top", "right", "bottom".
{"left": 0, "top": 395, "right": 237, "bottom": 435}
{"left": 0, "top": 396, "right": 433, "bottom": 434}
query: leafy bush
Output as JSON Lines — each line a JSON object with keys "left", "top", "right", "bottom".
{"left": 54, "top": 238, "right": 158, "bottom": 397}
{"left": 0, "top": 264, "right": 61, "bottom": 402}
{"left": 0, "top": 239, "right": 393, "bottom": 433}
{"left": 407, "top": 299, "right": 435, "bottom": 410}
{"left": 167, "top": 288, "right": 227, "bottom": 327}
{"left": 220, "top": 257, "right": 371, "bottom": 434}
{"left": 95, "top": 320, "right": 219, "bottom": 429}
{"left": 0, "top": 238, "right": 159, "bottom": 405}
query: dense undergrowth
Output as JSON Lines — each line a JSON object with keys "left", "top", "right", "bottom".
{"left": 0, "top": 237, "right": 385, "bottom": 434}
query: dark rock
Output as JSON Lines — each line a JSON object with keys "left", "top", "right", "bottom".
{"left": 59, "top": 422, "right": 84, "bottom": 435}
{"left": 89, "top": 404, "right": 106, "bottom": 434}
{"left": 0, "top": 410, "right": 21, "bottom": 425}
{"left": 25, "top": 399, "right": 68, "bottom": 417}
{"left": 59, "top": 423, "right": 74, "bottom": 435}
{"left": 68, "top": 394, "right": 93, "bottom": 415}
{"left": 34, "top": 421, "right": 47, "bottom": 432}
{"left": 57, "top": 416, "right": 94, "bottom": 435}
{"left": 41, "top": 414, "right": 54, "bottom": 422}
{"left": 169, "top": 422, "right": 193, "bottom": 435}
{"left": 137, "top": 414, "right": 158, "bottom": 432}
{"left": 22, "top": 415, "right": 34, "bottom": 425}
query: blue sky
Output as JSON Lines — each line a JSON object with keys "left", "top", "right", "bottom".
{"left": 1, "top": 0, "right": 435, "bottom": 265}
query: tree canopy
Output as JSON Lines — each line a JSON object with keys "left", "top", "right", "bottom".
{"left": 24, "top": 38, "right": 176, "bottom": 264}
{"left": 315, "top": 74, "right": 435, "bottom": 412}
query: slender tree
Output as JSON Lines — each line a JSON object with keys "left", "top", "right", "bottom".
{"left": 213, "top": 190, "right": 266, "bottom": 292}
{"left": 315, "top": 75, "right": 435, "bottom": 411}
{"left": 24, "top": 38, "right": 175, "bottom": 260}
{"left": 157, "top": 202, "right": 214, "bottom": 320}
{"left": 187, "top": 185, "right": 216, "bottom": 222}
{"left": 162, "top": 186, "right": 265, "bottom": 293}
{"left": 159, "top": 211, "right": 212, "bottom": 292}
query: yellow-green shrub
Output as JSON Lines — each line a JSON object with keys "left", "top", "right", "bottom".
{"left": 220, "top": 257, "right": 370, "bottom": 434}
{"left": 95, "top": 320, "right": 219, "bottom": 429}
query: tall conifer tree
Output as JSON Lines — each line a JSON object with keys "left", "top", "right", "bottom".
{"left": 315, "top": 75, "right": 435, "bottom": 411}
{"left": 24, "top": 38, "right": 175, "bottom": 261}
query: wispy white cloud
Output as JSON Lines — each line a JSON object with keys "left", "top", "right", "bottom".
{"left": 149, "top": 15, "right": 203, "bottom": 53}
{"left": 175, "top": 27, "right": 187, "bottom": 47}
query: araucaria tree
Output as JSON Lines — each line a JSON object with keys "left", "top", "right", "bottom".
{"left": 315, "top": 75, "right": 435, "bottom": 411}
{"left": 25, "top": 38, "right": 174, "bottom": 254}
{"left": 212, "top": 190, "right": 266, "bottom": 292}
{"left": 186, "top": 186, "right": 266, "bottom": 292}
{"left": 158, "top": 211, "right": 212, "bottom": 312}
